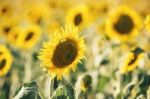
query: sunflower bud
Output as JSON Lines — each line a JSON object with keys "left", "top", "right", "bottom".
{"left": 80, "top": 74, "right": 92, "bottom": 92}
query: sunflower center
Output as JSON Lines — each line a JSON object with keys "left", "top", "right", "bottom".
{"left": 14, "top": 34, "right": 18, "bottom": 40}
{"left": 25, "top": 32, "right": 34, "bottom": 41}
{"left": 36, "top": 17, "right": 42, "bottom": 24}
{"left": 114, "top": 14, "right": 134, "bottom": 34}
{"left": 3, "top": 27, "right": 11, "bottom": 34}
{"left": 0, "top": 59, "right": 6, "bottom": 69}
{"left": 2, "top": 7, "right": 7, "bottom": 14}
{"left": 128, "top": 54, "right": 137, "bottom": 66}
{"left": 74, "top": 13, "right": 82, "bottom": 26}
{"left": 0, "top": 52, "right": 2, "bottom": 55}
{"left": 52, "top": 39, "right": 78, "bottom": 68}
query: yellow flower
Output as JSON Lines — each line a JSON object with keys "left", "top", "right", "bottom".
{"left": 145, "top": 15, "right": 150, "bottom": 32}
{"left": 48, "top": 0, "right": 73, "bottom": 11}
{"left": 0, "top": 1, "right": 14, "bottom": 18}
{"left": 18, "top": 24, "right": 41, "bottom": 49}
{"left": 66, "top": 5, "right": 91, "bottom": 31}
{"left": 105, "top": 5, "right": 142, "bottom": 42}
{"left": 24, "top": 3, "right": 51, "bottom": 25}
{"left": 0, "top": 45, "right": 13, "bottom": 76}
{"left": 87, "top": 0, "right": 109, "bottom": 21}
{"left": 39, "top": 25, "right": 86, "bottom": 80}
{"left": 7, "top": 26, "right": 21, "bottom": 48}
{"left": 120, "top": 47, "right": 144, "bottom": 74}
{"left": 0, "top": 17, "right": 19, "bottom": 38}
{"left": 8, "top": 23, "right": 41, "bottom": 49}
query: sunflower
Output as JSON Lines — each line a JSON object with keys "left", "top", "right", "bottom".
{"left": 48, "top": 0, "right": 73, "bottom": 11}
{"left": 6, "top": 26, "right": 21, "bottom": 48}
{"left": 87, "top": 0, "right": 109, "bottom": 21}
{"left": 0, "top": 0, "right": 14, "bottom": 18}
{"left": 18, "top": 23, "right": 41, "bottom": 49}
{"left": 120, "top": 47, "right": 144, "bottom": 74}
{"left": 0, "top": 45, "right": 13, "bottom": 77}
{"left": 0, "top": 17, "right": 19, "bottom": 38}
{"left": 105, "top": 5, "right": 142, "bottom": 42}
{"left": 39, "top": 25, "right": 86, "bottom": 80}
{"left": 66, "top": 5, "right": 91, "bottom": 31}
{"left": 7, "top": 22, "right": 41, "bottom": 49}
{"left": 24, "top": 3, "right": 51, "bottom": 25}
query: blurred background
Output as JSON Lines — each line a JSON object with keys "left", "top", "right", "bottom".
{"left": 0, "top": 0, "right": 150, "bottom": 99}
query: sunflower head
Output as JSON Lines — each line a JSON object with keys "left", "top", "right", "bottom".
{"left": 25, "top": 3, "right": 51, "bottom": 25}
{"left": 87, "top": 0, "right": 109, "bottom": 21}
{"left": 120, "top": 47, "right": 144, "bottom": 74}
{"left": 8, "top": 22, "right": 41, "bottom": 49}
{"left": 0, "top": 45, "right": 13, "bottom": 77}
{"left": 66, "top": 5, "right": 91, "bottom": 31}
{"left": 0, "top": 1, "right": 14, "bottom": 17}
{"left": 0, "top": 17, "right": 19, "bottom": 38}
{"left": 18, "top": 24, "right": 41, "bottom": 49}
{"left": 106, "top": 5, "right": 142, "bottom": 42}
{"left": 39, "top": 25, "right": 86, "bottom": 80}
{"left": 7, "top": 26, "right": 21, "bottom": 48}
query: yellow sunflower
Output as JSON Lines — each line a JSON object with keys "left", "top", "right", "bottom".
{"left": 0, "top": 0, "right": 14, "bottom": 18}
{"left": 0, "top": 45, "right": 13, "bottom": 77}
{"left": 7, "top": 23, "right": 41, "bottom": 49}
{"left": 48, "top": 0, "right": 73, "bottom": 11}
{"left": 120, "top": 47, "right": 144, "bottom": 74}
{"left": 87, "top": 0, "right": 109, "bottom": 21}
{"left": 6, "top": 26, "right": 21, "bottom": 48}
{"left": 105, "top": 5, "right": 142, "bottom": 42}
{"left": 0, "top": 17, "right": 19, "bottom": 38}
{"left": 24, "top": 3, "right": 51, "bottom": 25}
{"left": 18, "top": 23, "right": 41, "bottom": 49}
{"left": 66, "top": 5, "right": 91, "bottom": 31}
{"left": 39, "top": 25, "right": 86, "bottom": 80}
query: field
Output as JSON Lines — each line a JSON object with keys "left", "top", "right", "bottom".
{"left": 0, "top": 0, "right": 150, "bottom": 99}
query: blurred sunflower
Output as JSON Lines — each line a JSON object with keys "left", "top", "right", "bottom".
{"left": 120, "top": 47, "right": 144, "bottom": 74}
{"left": 18, "top": 23, "right": 41, "bottom": 49}
{"left": 87, "top": 0, "right": 109, "bottom": 21}
{"left": 7, "top": 26, "right": 21, "bottom": 48}
{"left": 24, "top": 3, "right": 51, "bottom": 25}
{"left": 66, "top": 5, "right": 90, "bottom": 31}
{"left": 7, "top": 23, "right": 41, "bottom": 49}
{"left": 48, "top": 0, "right": 73, "bottom": 11}
{"left": 105, "top": 5, "right": 142, "bottom": 42}
{"left": 0, "top": 45, "right": 13, "bottom": 77}
{"left": 0, "top": 0, "right": 14, "bottom": 18}
{"left": 0, "top": 17, "right": 19, "bottom": 38}
{"left": 39, "top": 25, "right": 86, "bottom": 80}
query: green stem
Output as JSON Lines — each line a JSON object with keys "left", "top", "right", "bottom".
{"left": 50, "top": 77, "right": 54, "bottom": 98}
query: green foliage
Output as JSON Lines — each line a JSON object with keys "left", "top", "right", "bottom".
{"left": 52, "top": 84, "right": 75, "bottom": 99}
{"left": 13, "top": 81, "right": 42, "bottom": 99}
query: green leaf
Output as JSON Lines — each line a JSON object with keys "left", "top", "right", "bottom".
{"left": 52, "top": 84, "right": 75, "bottom": 99}
{"left": 13, "top": 81, "right": 42, "bottom": 99}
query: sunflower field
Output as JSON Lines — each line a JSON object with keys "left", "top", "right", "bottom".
{"left": 0, "top": 0, "right": 150, "bottom": 99}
